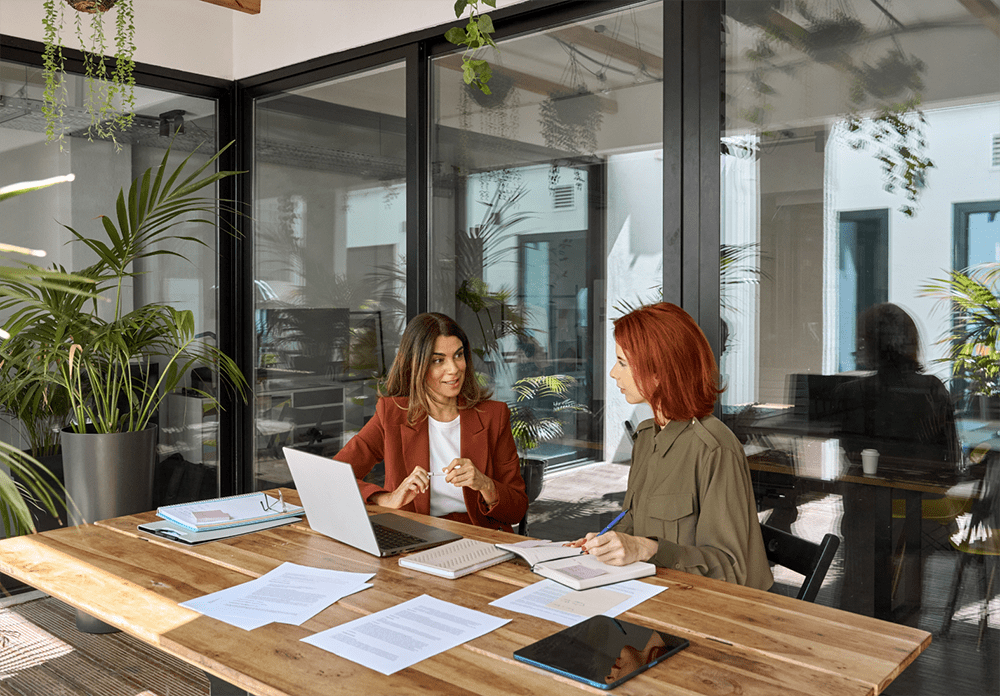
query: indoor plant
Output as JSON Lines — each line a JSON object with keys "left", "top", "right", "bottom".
{"left": 42, "top": 0, "right": 136, "bottom": 146}
{"left": 0, "top": 173, "right": 88, "bottom": 537}
{"left": 0, "top": 143, "right": 247, "bottom": 535}
{"left": 445, "top": 0, "right": 499, "bottom": 95}
{"left": 922, "top": 263, "right": 1000, "bottom": 414}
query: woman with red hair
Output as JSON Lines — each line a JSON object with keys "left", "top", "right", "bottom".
{"left": 573, "top": 303, "right": 772, "bottom": 589}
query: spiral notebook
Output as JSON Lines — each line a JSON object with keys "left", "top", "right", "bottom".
{"left": 399, "top": 538, "right": 516, "bottom": 579}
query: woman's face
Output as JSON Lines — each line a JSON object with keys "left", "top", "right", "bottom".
{"left": 424, "top": 334, "right": 466, "bottom": 405}
{"left": 610, "top": 341, "right": 646, "bottom": 405}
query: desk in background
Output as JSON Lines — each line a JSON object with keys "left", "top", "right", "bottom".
{"left": 748, "top": 436, "right": 981, "bottom": 620}
{"left": 0, "top": 492, "right": 929, "bottom": 696}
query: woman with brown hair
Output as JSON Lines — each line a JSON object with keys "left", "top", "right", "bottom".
{"left": 572, "top": 302, "right": 772, "bottom": 589}
{"left": 334, "top": 312, "right": 528, "bottom": 532}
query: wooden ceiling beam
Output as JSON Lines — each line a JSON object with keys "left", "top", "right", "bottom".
{"left": 436, "top": 54, "right": 618, "bottom": 113}
{"left": 199, "top": 0, "right": 260, "bottom": 15}
{"left": 551, "top": 25, "right": 663, "bottom": 76}
{"left": 958, "top": 0, "right": 1000, "bottom": 38}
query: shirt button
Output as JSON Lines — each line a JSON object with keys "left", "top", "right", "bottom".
{"left": 674, "top": 563, "right": 682, "bottom": 569}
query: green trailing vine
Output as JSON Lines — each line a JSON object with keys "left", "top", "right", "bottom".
{"left": 445, "top": 0, "right": 498, "bottom": 95}
{"left": 42, "top": 0, "right": 136, "bottom": 149}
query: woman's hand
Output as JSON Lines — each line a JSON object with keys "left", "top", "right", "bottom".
{"left": 442, "top": 458, "right": 498, "bottom": 505}
{"left": 372, "top": 467, "right": 429, "bottom": 509}
{"left": 581, "top": 531, "right": 658, "bottom": 566}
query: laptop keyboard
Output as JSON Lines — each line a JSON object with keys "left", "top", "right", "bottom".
{"left": 373, "top": 523, "right": 425, "bottom": 550}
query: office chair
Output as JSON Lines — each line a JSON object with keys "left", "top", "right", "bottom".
{"left": 760, "top": 523, "right": 840, "bottom": 603}
{"left": 517, "top": 515, "right": 529, "bottom": 536}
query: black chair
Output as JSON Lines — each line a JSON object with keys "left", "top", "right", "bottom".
{"left": 517, "top": 515, "right": 529, "bottom": 536}
{"left": 761, "top": 523, "right": 840, "bottom": 603}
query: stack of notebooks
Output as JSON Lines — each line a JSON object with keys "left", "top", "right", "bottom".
{"left": 139, "top": 492, "right": 305, "bottom": 544}
{"left": 399, "top": 538, "right": 655, "bottom": 590}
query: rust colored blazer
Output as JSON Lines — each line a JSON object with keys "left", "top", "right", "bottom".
{"left": 335, "top": 396, "right": 528, "bottom": 532}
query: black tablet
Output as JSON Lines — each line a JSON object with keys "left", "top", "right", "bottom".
{"left": 513, "top": 615, "right": 690, "bottom": 690}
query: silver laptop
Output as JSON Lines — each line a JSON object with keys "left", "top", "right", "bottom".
{"left": 283, "top": 447, "right": 461, "bottom": 557}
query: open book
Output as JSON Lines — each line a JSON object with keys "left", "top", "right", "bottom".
{"left": 496, "top": 540, "right": 656, "bottom": 591}
{"left": 495, "top": 540, "right": 583, "bottom": 566}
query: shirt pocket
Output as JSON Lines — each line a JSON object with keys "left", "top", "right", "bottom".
{"left": 645, "top": 493, "right": 694, "bottom": 543}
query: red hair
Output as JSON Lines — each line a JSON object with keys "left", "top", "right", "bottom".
{"left": 613, "top": 303, "right": 722, "bottom": 421}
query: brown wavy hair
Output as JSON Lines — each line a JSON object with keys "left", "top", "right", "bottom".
{"left": 613, "top": 302, "right": 723, "bottom": 421}
{"left": 381, "top": 312, "right": 491, "bottom": 424}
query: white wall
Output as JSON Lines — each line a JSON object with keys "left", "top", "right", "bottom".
{"left": 0, "top": 0, "right": 534, "bottom": 81}
{"left": 827, "top": 102, "right": 1000, "bottom": 380}
{"left": 0, "top": 0, "right": 234, "bottom": 78}
{"left": 231, "top": 0, "right": 534, "bottom": 80}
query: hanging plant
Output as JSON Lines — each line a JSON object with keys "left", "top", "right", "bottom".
{"left": 539, "top": 87, "right": 604, "bottom": 156}
{"left": 845, "top": 49, "right": 933, "bottom": 218}
{"left": 42, "top": 0, "right": 136, "bottom": 149}
{"left": 445, "top": 0, "right": 499, "bottom": 95}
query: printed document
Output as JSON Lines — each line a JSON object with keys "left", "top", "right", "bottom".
{"left": 489, "top": 579, "right": 666, "bottom": 626}
{"left": 181, "top": 562, "right": 373, "bottom": 630}
{"left": 302, "top": 594, "right": 510, "bottom": 675}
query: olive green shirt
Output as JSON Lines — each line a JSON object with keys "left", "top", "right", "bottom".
{"left": 617, "top": 415, "right": 773, "bottom": 590}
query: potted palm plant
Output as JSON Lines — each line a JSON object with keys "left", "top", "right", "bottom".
{"left": 510, "top": 374, "right": 590, "bottom": 503}
{"left": 922, "top": 263, "right": 1000, "bottom": 417}
{"left": 0, "top": 143, "right": 247, "bottom": 541}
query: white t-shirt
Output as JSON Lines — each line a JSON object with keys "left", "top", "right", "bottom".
{"left": 427, "top": 415, "right": 467, "bottom": 517}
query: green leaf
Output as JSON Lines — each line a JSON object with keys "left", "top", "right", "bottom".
{"left": 444, "top": 27, "right": 468, "bottom": 45}
{"left": 454, "top": 0, "right": 469, "bottom": 18}
{"left": 477, "top": 14, "right": 494, "bottom": 34}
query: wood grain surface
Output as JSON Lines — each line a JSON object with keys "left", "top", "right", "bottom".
{"left": 0, "top": 488, "right": 929, "bottom": 696}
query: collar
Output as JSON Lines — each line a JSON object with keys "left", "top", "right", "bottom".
{"left": 654, "top": 417, "right": 694, "bottom": 454}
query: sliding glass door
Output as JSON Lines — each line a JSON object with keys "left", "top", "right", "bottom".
{"left": 251, "top": 61, "right": 407, "bottom": 488}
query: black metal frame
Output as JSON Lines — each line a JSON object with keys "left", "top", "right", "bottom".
{"left": 2, "top": 0, "right": 727, "bottom": 495}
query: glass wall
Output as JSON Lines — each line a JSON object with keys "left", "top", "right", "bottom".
{"left": 430, "top": 1, "right": 663, "bottom": 533}
{"left": 722, "top": 0, "right": 999, "bottom": 690}
{"left": 0, "top": 59, "right": 222, "bottom": 509}
{"left": 252, "top": 62, "right": 407, "bottom": 488}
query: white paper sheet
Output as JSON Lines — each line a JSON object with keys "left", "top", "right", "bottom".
{"left": 488, "top": 579, "right": 666, "bottom": 626}
{"left": 301, "top": 594, "right": 510, "bottom": 675}
{"left": 181, "top": 562, "right": 374, "bottom": 630}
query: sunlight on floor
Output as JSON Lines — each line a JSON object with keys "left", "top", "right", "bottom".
{"left": 0, "top": 609, "right": 74, "bottom": 679}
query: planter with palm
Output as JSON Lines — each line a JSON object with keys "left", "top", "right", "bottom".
{"left": 510, "top": 374, "right": 589, "bottom": 502}
{"left": 922, "top": 264, "right": 1000, "bottom": 417}
{"left": 0, "top": 144, "right": 248, "bottom": 538}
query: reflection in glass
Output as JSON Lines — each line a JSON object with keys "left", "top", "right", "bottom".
{"left": 0, "top": 59, "right": 221, "bottom": 505}
{"left": 431, "top": 2, "right": 664, "bottom": 501}
{"left": 722, "top": 1, "right": 999, "bottom": 689}
{"left": 252, "top": 62, "right": 406, "bottom": 488}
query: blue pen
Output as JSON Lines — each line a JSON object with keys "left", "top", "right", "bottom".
{"left": 596, "top": 509, "right": 628, "bottom": 537}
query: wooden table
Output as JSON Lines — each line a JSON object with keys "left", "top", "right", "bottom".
{"left": 0, "top": 490, "right": 930, "bottom": 696}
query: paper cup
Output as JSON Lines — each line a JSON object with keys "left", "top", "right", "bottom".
{"left": 861, "top": 449, "right": 879, "bottom": 475}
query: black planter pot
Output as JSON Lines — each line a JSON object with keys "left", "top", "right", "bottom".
{"left": 61, "top": 425, "right": 157, "bottom": 633}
